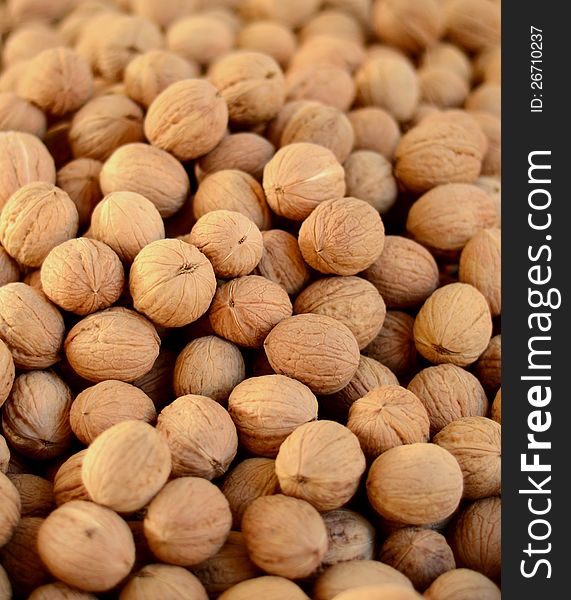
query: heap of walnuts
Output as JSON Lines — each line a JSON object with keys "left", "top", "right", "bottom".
{"left": 0, "top": 0, "right": 501, "bottom": 598}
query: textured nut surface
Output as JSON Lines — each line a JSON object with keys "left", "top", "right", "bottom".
{"left": 56, "top": 158, "right": 102, "bottom": 229}
{"left": 7, "top": 474, "right": 54, "bottom": 518}
{"left": 286, "top": 63, "right": 355, "bottom": 111}
{"left": 264, "top": 314, "right": 360, "bottom": 394}
{"left": 53, "top": 450, "right": 90, "bottom": 506}
{"left": 0, "top": 91, "right": 47, "bottom": 138}
{"left": 242, "top": 494, "right": 328, "bottom": 579}
{"left": 37, "top": 500, "right": 135, "bottom": 592}
{"left": 64, "top": 307, "right": 160, "bottom": 383}
{"left": 419, "top": 67, "right": 469, "bottom": 108}
{"left": 413, "top": 283, "right": 493, "bottom": 367}
{"left": 144, "top": 477, "right": 232, "bottom": 566}
{"left": 445, "top": 0, "right": 501, "bottom": 52}
{"left": 348, "top": 107, "right": 401, "bottom": 159}
{"left": 228, "top": 375, "right": 318, "bottom": 457}
{"left": 157, "top": 394, "right": 238, "bottom": 479}
{"left": 120, "top": 564, "right": 207, "bottom": 600}
{"left": 0, "top": 471, "right": 20, "bottom": 547}
{"left": 0, "top": 435, "right": 9, "bottom": 473}
{"left": 218, "top": 576, "right": 309, "bottom": 600}
{"left": 424, "top": 568, "right": 500, "bottom": 600}
{"left": 321, "top": 509, "right": 376, "bottom": 567}
{"left": 366, "top": 443, "right": 463, "bottom": 526}
{"left": 421, "top": 42, "right": 472, "bottom": 82}
{"left": 0, "top": 339, "right": 15, "bottom": 409}
{"left": 0, "top": 245, "right": 20, "bottom": 287}
{"left": 491, "top": 388, "right": 501, "bottom": 424}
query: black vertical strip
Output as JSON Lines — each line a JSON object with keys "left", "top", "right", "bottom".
{"left": 503, "top": 2, "right": 569, "bottom": 597}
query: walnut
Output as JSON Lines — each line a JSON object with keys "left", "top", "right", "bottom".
{"left": 379, "top": 528, "right": 455, "bottom": 592}
{"left": 275, "top": 420, "right": 365, "bottom": 511}
{"left": 347, "top": 386, "right": 430, "bottom": 458}
{"left": 490, "top": 388, "right": 501, "bottom": 424}
{"left": 218, "top": 576, "right": 309, "bottom": 600}
{"left": 2, "top": 23, "right": 63, "bottom": 66}
{"left": 330, "top": 585, "right": 423, "bottom": 600}
{"left": 37, "top": 501, "right": 136, "bottom": 592}
{"left": 0, "top": 245, "right": 20, "bottom": 287}
{"left": 209, "top": 275, "right": 293, "bottom": 348}
{"left": 242, "top": 494, "right": 328, "bottom": 579}
{"left": 7, "top": 474, "right": 54, "bottom": 518}
{"left": 0, "top": 131, "right": 56, "bottom": 210}
{"left": 445, "top": 0, "right": 501, "bottom": 52}
{"left": 466, "top": 83, "right": 501, "bottom": 118}
{"left": 299, "top": 10, "right": 364, "bottom": 43}
{"left": 0, "top": 435, "right": 9, "bottom": 473}
{"left": 70, "top": 95, "right": 145, "bottom": 161}
{"left": 299, "top": 197, "right": 385, "bottom": 276}
{"left": 56, "top": 158, "right": 102, "bottom": 230}
{"left": 421, "top": 42, "right": 472, "bottom": 82}
{"left": 228, "top": 374, "right": 318, "bottom": 457}
{"left": 348, "top": 108, "right": 401, "bottom": 159}
{"left": 64, "top": 307, "right": 160, "bottom": 383}
{"left": 290, "top": 35, "right": 365, "bottom": 73}
{"left": 0, "top": 339, "right": 15, "bottom": 409}
{"left": 132, "top": 347, "right": 176, "bottom": 411}
{"left": 130, "top": 0, "right": 197, "bottom": 28}
{"left": 0, "top": 91, "right": 47, "bottom": 138}
{"left": 157, "top": 394, "right": 238, "bottom": 479}
{"left": 264, "top": 314, "right": 360, "bottom": 394}
{"left": 89, "top": 191, "right": 165, "bottom": 263}
{"left": 344, "top": 150, "right": 397, "bottom": 214}
{"left": 419, "top": 67, "right": 469, "bottom": 108}
{"left": 100, "top": 143, "right": 190, "bottom": 218}
{"left": 0, "top": 471, "right": 20, "bottom": 547}
{"left": 53, "top": 450, "right": 90, "bottom": 506}
{"left": 408, "top": 364, "right": 489, "bottom": 436}
{"left": 124, "top": 49, "right": 199, "bottom": 109}
{"left": 321, "top": 509, "right": 376, "bottom": 568}
{"left": 413, "top": 283, "right": 493, "bottom": 367}
{"left": 470, "top": 112, "right": 500, "bottom": 176}
{"left": 6, "top": 0, "right": 72, "bottom": 25}
{"left": 239, "top": 0, "right": 320, "bottom": 28}
{"left": 424, "top": 568, "right": 500, "bottom": 600}
{"left": 0, "top": 565, "right": 9, "bottom": 600}
{"left": 254, "top": 229, "right": 311, "bottom": 295}
{"left": 144, "top": 477, "right": 232, "bottom": 566}
{"left": 266, "top": 99, "right": 320, "bottom": 146}
{"left": 449, "top": 497, "right": 501, "bottom": 581}
{"left": 367, "top": 443, "right": 463, "bottom": 525}
{"left": 194, "top": 170, "right": 272, "bottom": 230}
{"left": 0, "top": 283, "right": 65, "bottom": 369}
{"left": 475, "top": 175, "right": 501, "bottom": 225}
{"left": 29, "top": 582, "right": 98, "bottom": 599}
{"left": 120, "top": 564, "right": 208, "bottom": 600}
{"left": 238, "top": 21, "right": 297, "bottom": 67}
{"left": 70, "top": 381, "right": 156, "bottom": 445}
{"left": 263, "top": 143, "right": 346, "bottom": 221}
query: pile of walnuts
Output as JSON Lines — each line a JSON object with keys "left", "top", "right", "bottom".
{"left": 0, "top": 0, "right": 501, "bottom": 599}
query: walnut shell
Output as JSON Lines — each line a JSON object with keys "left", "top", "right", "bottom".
{"left": 0, "top": 471, "right": 20, "bottom": 547}
{"left": 89, "top": 191, "right": 165, "bottom": 263}
{"left": 209, "top": 275, "right": 293, "bottom": 348}
{"left": 332, "top": 585, "right": 422, "bottom": 600}
{"left": 157, "top": 394, "right": 238, "bottom": 479}
{"left": 299, "top": 197, "right": 385, "bottom": 276}
{"left": 321, "top": 509, "right": 376, "bottom": 568}
{"left": 413, "top": 283, "right": 493, "bottom": 367}
{"left": 218, "top": 576, "right": 309, "bottom": 600}
{"left": 344, "top": 150, "right": 397, "bottom": 214}
{"left": 2, "top": 371, "right": 72, "bottom": 459}
{"left": 407, "top": 364, "right": 488, "bottom": 436}
{"left": 289, "top": 35, "right": 365, "bottom": 73}
{"left": 64, "top": 307, "right": 160, "bottom": 383}
{"left": 264, "top": 314, "right": 360, "bottom": 394}
{"left": 6, "top": 474, "right": 54, "bottom": 518}
{"left": 131, "top": 0, "right": 197, "bottom": 29}
{"left": 124, "top": 49, "right": 198, "bottom": 109}
{"left": 191, "top": 532, "right": 261, "bottom": 596}
{"left": 491, "top": 388, "right": 501, "bottom": 424}
{"left": 459, "top": 228, "right": 501, "bottom": 316}
{"left": 56, "top": 158, "right": 102, "bottom": 230}
{"left": 27, "top": 582, "right": 101, "bottom": 599}
{"left": 196, "top": 133, "right": 275, "bottom": 182}
{"left": 0, "top": 435, "right": 9, "bottom": 473}
{"left": 0, "top": 182, "right": 78, "bottom": 268}
{"left": 445, "top": 0, "right": 501, "bottom": 52}
{"left": 133, "top": 347, "right": 176, "bottom": 411}
{"left": 242, "top": 494, "right": 328, "bottom": 579}
{"left": 434, "top": 417, "right": 500, "bottom": 500}
{"left": 228, "top": 374, "right": 318, "bottom": 457}
{"left": 470, "top": 112, "right": 500, "bottom": 177}
{"left": 120, "top": 564, "right": 208, "bottom": 600}
{"left": 266, "top": 99, "right": 320, "bottom": 147}
{"left": 239, "top": 0, "right": 320, "bottom": 28}
{"left": 238, "top": 21, "right": 297, "bottom": 67}
{"left": 275, "top": 420, "right": 365, "bottom": 511}
{"left": 254, "top": 229, "right": 311, "bottom": 295}
{"left": 465, "top": 83, "right": 500, "bottom": 119}
{"left": 424, "top": 568, "right": 500, "bottom": 600}
{"left": 53, "top": 450, "right": 90, "bottom": 506}
{"left": 348, "top": 108, "right": 401, "bottom": 159}
{"left": 174, "top": 336, "right": 245, "bottom": 404}
{"left": 2, "top": 23, "right": 64, "bottom": 66}
{"left": 37, "top": 500, "right": 136, "bottom": 592}
{"left": 263, "top": 143, "right": 346, "bottom": 221}
{"left": 294, "top": 276, "right": 386, "bottom": 349}
{"left": 406, "top": 184, "right": 498, "bottom": 256}
{"left": 70, "top": 381, "right": 156, "bottom": 445}
{"left": 419, "top": 67, "right": 469, "bottom": 108}
{"left": 362, "top": 236, "right": 439, "bottom": 309}
{"left": 449, "top": 497, "right": 501, "bottom": 580}
{"left": 0, "top": 91, "right": 47, "bottom": 138}
{"left": 366, "top": 443, "right": 463, "bottom": 526}
{"left": 100, "top": 143, "right": 190, "bottom": 218}
{"left": 194, "top": 170, "right": 272, "bottom": 230}
{"left": 144, "top": 477, "right": 232, "bottom": 566}
{"left": 313, "top": 560, "right": 414, "bottom": 600}
{"left": 130, "top": 239, "right": 216, "bottom": 328}
{"left": 0, "top": 566, "right": 9, "bottom": 600}
{"left": 0, "top": 339, "right": 15, "bottom": 409}
{"left": 299, "top": 10, "right": 364, "bottom": 44}
{"left": 347, "top": 386, "right": 430, "bottom": 458}
{"left": 70, "top": 95, "right": 145, "bottom": 161}
{"left": 145, "top": 79, "right": 228, "bottom": 162}
{"left": 0, "top": 245, "right": 20, "bottom": 287}
{"left": 421, "top": 42, "right": 472, "bottom": 82}
{"left": 40, "top": 238, "right": 124, "bottom": 315}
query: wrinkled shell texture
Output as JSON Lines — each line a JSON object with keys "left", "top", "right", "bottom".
{"left": 120, "top": 564, "right": 208, "bottom": 600}
{"left": 56, "top": 158, "right": 102, "bottom": 229}
{"left": 322, "top": 509, "right": 375, "bottom": 567}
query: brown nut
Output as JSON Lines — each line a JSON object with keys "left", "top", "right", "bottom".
{"left": 465, "top": 83, "right": 501, "bottom": 119}
{"left": 445, "top": 0, "right": 501, "bottom": 52}
{"left": 289, "top": 34, "right": 365, "bottom": 73}
{"left": 348, "top": 107, "right": 401, "bottom": 159}
{"left": 64, "top": 307, "right": 160, "bottom": 383}
{"left": 2, "top": 371, "right": 72, "bottom": 460}
{"left": 0, "top": 245, "right": 20, "bottom": 287}
{"left": 0, "top": 471, "right": 20, "bottom": 548}
{"left": 53, "top": 450, "right": 90, "bottom": 506}
{"left": 228, "top": 374, "right": 318, "bottom": 457}
{"left": 0, "top": 91, "right": 47, "bottom": 138}
{"left": 174, "top": 336, "right": 245, "bottom": 404}
{"left": 424, "top": 568, "right": 500, "bottom": 600}
{"left": 413, "top": 283, "right": 493, "bottom": 367}
{"left": 330, "top": 584, "right": 422, "bottom": 600}
{"left": 491, "top": 388, "right": 501, "bottom": 424}
{"left": 408, "top": 364, "right": 489, "bottom": 436}
{"left": 264, "top": 314, "right": 360, "bottom": 394}
{"left": 0, "top": 435, "right": 9, "bottom": 474}
{"left": 299, "top": 9, "right": 364, "bottom": 43}
{"left": 40, "top": 238, "right": 124, "bottom": 315}
{"left": 321, "top": 509, "right": 376, "bottom": 567}
{"left": 366, "top": 443, "right": 463, "bottom": 526}
{"left": 0, "top": 566, "right": 10, "bottom": 600}
{"left": 2, "top": 22, "right": 64, "bottom": 66}
{"left": 7, "top": 474, "right": 54, "bottom": 518}
{"left": 157, "top": 394, "right": 238, "bottom": 479}
{"left": 239, "top": 0, "right": 320, "bottom": 28}
{"left": 421, "top": 42, "right": 472, "bottom": 83}
{"left": 218, "top": 576, "right": 309, "bottom": 600}
{"left": 0, "top": 283, "right": 64, "bottom": 369}
{"left": 120, "top": 564, "right": 208, "bottom": 600}
{"left": 28, "top": 582, "right": 98, "bottom": 599}
{"left": 470, "top": 112, "right": 500, "bottom": 177}
{"left": 242, "top": 494, "right": 328, "bottom": 579}
{"left": 70, "top": 381, "right": 156, "bottom": 445}
{"left": 144, "top": 477, "right": 232, "bottom": 566}
{"left": 0, "top": 339, "right": 15, "bottom": 409}
{"left": 263, "top": 142, "right": 346, "bottom": 221}
{"left": 419, "top": 67, "right": 469, "bottom": 108}
{"left": 238, "top": 21, "right": 297, "bottom": 67}
{"left": 100, "top": 143, "right": 190, "bottom": 218}
{"left": 56, "top": 158, "right": 102, "bottom": 230}
{"left": 37, "top": 501, "right": 136, "bottom": 592}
